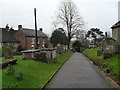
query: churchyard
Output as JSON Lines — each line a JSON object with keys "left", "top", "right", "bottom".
{"left": 1, "top": 45, "right": 73, "bottom": 88}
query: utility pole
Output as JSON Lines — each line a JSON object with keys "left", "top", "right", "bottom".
{"left": 34, "top": 8, "right": 38, "bottom": 49}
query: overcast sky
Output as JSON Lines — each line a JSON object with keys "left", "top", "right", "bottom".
{"left": 0, "top": 0, "right": 119, "bottom": 36}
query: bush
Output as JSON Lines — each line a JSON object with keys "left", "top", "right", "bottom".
{"left": 44, "top": 44, "right": 48, "bottom": 48}
{"left": 8, "top": 83, "right": 17, "bottom": 88}
{"left": 6, "top": 66, "right": 15, "bottom": 75}
{"left": 34, "top": 52, "right": 47, "bottom": 63}
{"left": 72, "top": 41, "right": 83, "bottom": 52}
{"left": 2, "top": 45, "right": 10, "bottom": 56}
{"left": 13, "top": 51, "right": 22, "bottom": 55}
{"left": 15, "top": 72, "right": 24, "bottom": 80}
{"left": 2, "top": 45, "right": 13, "bottom": 59}
{"left": 16, "top": 45, "right": 24, "bottom": 52}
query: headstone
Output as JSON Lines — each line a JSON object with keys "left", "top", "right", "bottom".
{"left": 97, "top": 49, "right": 103, "bottom": 56}
{"left": 56, "top": 44, "right": 63, "bottom": 54}
{"left": 101, "top": 38, "right": 118, "bottom": 59}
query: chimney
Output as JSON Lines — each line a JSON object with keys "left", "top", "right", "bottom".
{"left": 39, "top": 28, "right": 43, "bottom": 31}
{"left": 18, "top": 25, "right": 22, "bottom": 30}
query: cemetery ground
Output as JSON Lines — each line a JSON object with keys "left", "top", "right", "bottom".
{"left": 2, "top": 51, "right": 73, "bottom": 88}
{"left": 83, "top": 48, "right": 120, "bottom": 85}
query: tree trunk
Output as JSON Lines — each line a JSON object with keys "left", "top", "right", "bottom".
{"left": 67, "top": 38, "right": 71, "bottom": 50}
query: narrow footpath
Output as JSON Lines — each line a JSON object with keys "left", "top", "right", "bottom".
{"left": 46, "top": 52, "right": 112, "bottom": 88}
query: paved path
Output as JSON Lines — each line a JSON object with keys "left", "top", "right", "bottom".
{"left": 46, "top": 52, "right": 112, "bottom": 88}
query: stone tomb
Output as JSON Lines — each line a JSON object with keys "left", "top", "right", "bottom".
{"left": 22, "top": 48, "right": 56, "bottom": 62}
{"left": 21, "top": 49, "right": 40, "bottom": 60}
{"left": 41, "top": 48, "right": 56, "bottom": 62}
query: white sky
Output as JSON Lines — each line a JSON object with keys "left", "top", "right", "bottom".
{"left": 0, "top": 0, "right": 119, "bottom": 36}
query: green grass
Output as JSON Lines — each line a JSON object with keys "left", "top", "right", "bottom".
{"left": 83, "top": 48, "right": 120, "bottom": 84}
{"left": 82, "top": 48, "right": 103, "bottom": 61}
{"left": 2, "top": 51, "right": 73, "bottom": 88}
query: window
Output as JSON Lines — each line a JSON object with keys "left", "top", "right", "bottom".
{"left": 32, "top": 38, "right": 35, "bottom": 44}
{"left": 38, "top": 39, "right": 40, "bottom": 44}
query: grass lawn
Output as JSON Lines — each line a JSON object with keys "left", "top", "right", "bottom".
{"left": 83, "top": 48, "right": 120, "bottom": 84}
{"left": 2, "top": 51, "right": 73, "bottom": 88}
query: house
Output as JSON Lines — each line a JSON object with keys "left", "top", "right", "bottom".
{"left": 0, "top": 28, "right": 19, "bottom": 48}
{"left": 111, "top": 21, "right": 120, "bottom": 46}
{"left": 11, "top": 25, "right": 48, "bottom": 49}
{"left": 111, "top": 21, "right": 120, "bottom": 52}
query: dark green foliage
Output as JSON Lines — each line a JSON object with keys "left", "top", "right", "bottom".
{"left": 50, "top": 28, "right": 68, "bottom": 47}
{"left": 44, "top": 44, "right": 48, "bottom": 48}
{"left": 16, "top": 45, "right": 24, "bottom": 52}
{"left": 15, "top": 72, "right": 24, "bottom": 80}
{"left": 13, "top": 51, "right": 22, "bottom": 55}
{"left": 6, "top": 66, "right": 15, "bottom": 75}
{"left": 2, "top": 45, "right": 9, "bottom": 56}
{"left": 34, "top": 52, "right": 47, "bottom": 63}
{"left": 72, "top": 41, "right": 82, "bottom": 52}
{"left": 8, "top": 83, "right": 17, "bottom": 88}
{"left": 86, "top": 28, "right": 104, "bottom": 46}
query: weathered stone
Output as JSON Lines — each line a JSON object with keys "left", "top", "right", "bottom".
{"left": 56, "top": 44, "right": 64, "bottom": 54}
{"left": 21, "top": 49, "right": 40, "bottom": 60}
{"left": 34, "top": 52, "right": 47, "bottom": 63}
{"left": 101, "top": 38, "right": 119, "bottom": 59}
{"left": 41, "top": 48, "right": 56, "bottom": 62}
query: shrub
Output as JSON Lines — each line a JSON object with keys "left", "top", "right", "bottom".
{"left": 44, "top": 44, "right": 48, "bottom": 48}
{"left": 105, "top": 67, "right": 112, "bottom": 74}
{"left": 6, "top": 66, "right": 15, "bottom": 75}
{"left": 15, "top": 72, "right": 24, "bottom": 80}
{"left": 8, "top": 83, "right": 17, "bottom": 88}
{"left": 34, "top": 52, "right": 47, "bottom": 63}
{"left": 72, "top": 41, "right": 83, "bottom": 52}
{"left": 16, "top": 45, "right": 24, "bottom": 52}
{"left": 13, "top": 51, "right": 22, "bottom": 55}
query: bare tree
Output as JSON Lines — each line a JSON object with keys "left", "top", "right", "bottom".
{"left": 76, "top": 30, "right": 86, "bottom": 42}
{"left": 55, "top": 0, "right": 84, "bottom": 49}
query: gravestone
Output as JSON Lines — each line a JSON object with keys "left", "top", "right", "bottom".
{"left": 97, "top": 49, "right": 103, "bottom": 56}
{"left": 101, "top": 38, "right": 118, "bottom": 59}
{"left": 56, "top": 44, "right": 64, "bottom": 54}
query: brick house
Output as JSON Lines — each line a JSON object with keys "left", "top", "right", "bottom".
{"left": 12, "top": 25, "right": 48, "bottom": 49}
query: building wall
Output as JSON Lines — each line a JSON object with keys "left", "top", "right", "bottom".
{"left": 14, "top": 29, "right": 26, "bottom": 48}
{"left": 24, "top": 37, "right": 48, "bottom": 49}
{"left": 112, "top": 28, "right": 118, "bottom": 41}
{"left": 118, "top": 27, "right": 120, "bottom": 45}
{"left": 13, "top": 25, "right": 48, "bottom": 49}
{"left": 112, "top": 27, "right": 120, "bottom": 46}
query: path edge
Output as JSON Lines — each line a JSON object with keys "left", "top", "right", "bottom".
{"left": 41, "top": 52, "right": 74, "bottom": 89}
{"left": 82, "top": 53, "right": 120, "bottom": 89}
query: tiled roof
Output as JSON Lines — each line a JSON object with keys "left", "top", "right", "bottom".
{"left": 0, "top": 28, "right": 19, "bottom": 43}
{"left": 22, "top": 28, "right": 48, "bottom": 38}
{"left": 111, "top": 21, "right": 120, "bottom": 29}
